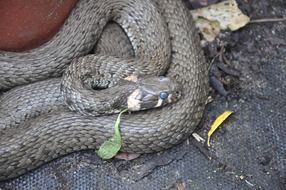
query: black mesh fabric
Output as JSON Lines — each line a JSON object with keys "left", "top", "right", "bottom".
{"left": 0, "top": 0, "right": 286, "bottom": 189}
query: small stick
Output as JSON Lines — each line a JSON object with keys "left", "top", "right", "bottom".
{"left": 250, "top": 18, "right": 286, "bottom": 23}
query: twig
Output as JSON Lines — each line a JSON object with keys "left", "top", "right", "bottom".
{"left": 250, "top": 18, "right": 286, "bottom": 23}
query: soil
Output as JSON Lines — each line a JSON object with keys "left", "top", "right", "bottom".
{"left": 0, "top": 0, "right": 285, "bottom": 189}
{"left": 197, "top": 0, "right": 286, "bottom": 189}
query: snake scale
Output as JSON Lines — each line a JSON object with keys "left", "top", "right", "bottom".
{"left": 0, "top": 0, "right": 208, "bottom": 180}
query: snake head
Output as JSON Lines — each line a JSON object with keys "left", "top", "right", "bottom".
{"left": 127, "top": 76, "right": 181, "bottom": 111}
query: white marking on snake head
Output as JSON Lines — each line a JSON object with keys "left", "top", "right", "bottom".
{"left": 127, "top": 89, "right": 142, "bottom": 111}
{"left": 155, "top": 98, "right": 163, "bottom": 108}
{"left": 124, "top": 75, "right": 138, "bottom": 82}
{"left": 167, "top": 94, "right": 173, "bottom": 103}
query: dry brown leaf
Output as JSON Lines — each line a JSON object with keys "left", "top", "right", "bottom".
{"left": 191, "top": 0, "right": 250, "bottom": 41}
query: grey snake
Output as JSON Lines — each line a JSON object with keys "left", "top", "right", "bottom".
{"left": 0, "top": 0, "right": 208, "bottom": 180}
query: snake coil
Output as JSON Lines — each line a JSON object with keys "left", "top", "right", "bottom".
{"left": 0, "top": 0, "right": 208, "bottom": 180}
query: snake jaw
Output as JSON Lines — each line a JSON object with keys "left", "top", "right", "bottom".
{"left": 155, "top": 98, "right": 163, "bottom": 107}
{"left": 127, "top": 89, "right": 142, "bottom": 111}
{"left": 167, "top": 93, "right": 173, "bottom": 103}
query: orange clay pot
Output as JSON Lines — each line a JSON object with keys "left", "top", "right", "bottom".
{"left": 0, "top": 0, "right": 78, "bottom": 51}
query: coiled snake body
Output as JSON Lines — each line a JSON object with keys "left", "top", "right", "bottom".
{"left": 0, "top": 0, "right": 208, "bottom": 180}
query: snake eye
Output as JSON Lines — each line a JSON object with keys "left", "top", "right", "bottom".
{"left": 159, "top": 91, "right": 169, "bottom": 100}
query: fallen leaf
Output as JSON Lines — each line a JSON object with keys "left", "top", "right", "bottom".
{"left": 191, "top": 0, "right": 250, "bottom": 41}
{"left": 97, "top": 109, "right": 128, "bottom": 159}
{"left": 195, "top": 18, "right": 221, "bottom": 41}
{"left": 207, "top": 110, "right": 233, "bottom": 146}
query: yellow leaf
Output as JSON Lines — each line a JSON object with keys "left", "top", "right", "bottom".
{"left": 207, "top": 111, "right": 233, "bottom": 146}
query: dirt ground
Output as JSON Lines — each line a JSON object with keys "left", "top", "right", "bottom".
{"left": 0, "top": 0, "right": 285, "bottom": 189}
{"left": 198, "top": 0, "right": 286, "bottom": 189}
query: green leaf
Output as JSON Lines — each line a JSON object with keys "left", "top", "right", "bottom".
{"left": 97, "top": 109, "right": 128, "bottom": 159}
